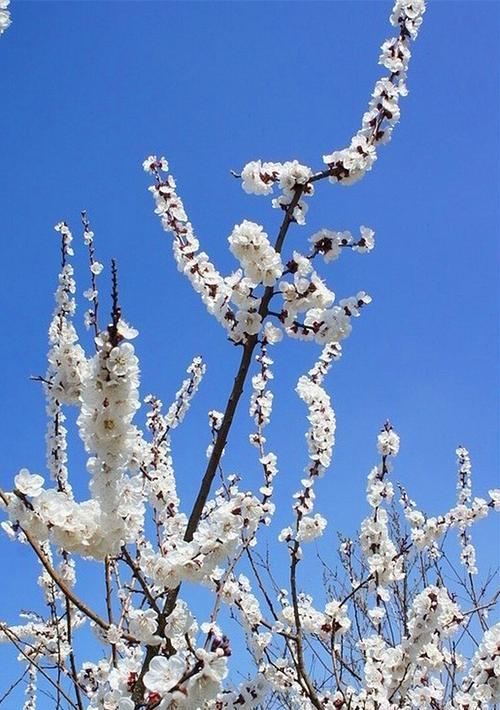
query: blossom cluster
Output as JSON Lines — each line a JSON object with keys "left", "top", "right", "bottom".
{"left": 310, "top": 225, "right": 375, "bottom": 262}
{"left": 399, "top": 453, "right": 498, "bottom": 560}
{"left": 146, "top": 163, "right": 277, "bottom": 344}
{"left": 81, "top": 211, "right": 103, "bottom": 332}
{"left": 146, "top": 158, "right": 374, "bottom": 348}
{"left": 361, "top": 425, "right": 404, "bottom": 593}
{"left": 228, "top": 220, "right": 284, "bottom": 287}
{"left": 0, "top": 0, "right": 10, "bottom": 35}
{"left": 48, "top": 222, "right": 88, "bottom": 406}
{"left": 322, "top": 0, "right": 426, "bottom": 185}
{"left": 457, "top": 623, "right": 500, "bottom": 707}
{"left": 275, "top": 248, "right": 373, "bottom": 345}
{"left": 138, "top": 486, "right": 270, "bottom": 590}
{"left": 240, "top": 159, "right": 313, "bottom": 225}
{"left": 279, "top": 347, "right": 337, "bottom": 562}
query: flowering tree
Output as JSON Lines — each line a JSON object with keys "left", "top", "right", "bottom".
{"left": 1, "top": 1, "right": 499, "bottom": 709}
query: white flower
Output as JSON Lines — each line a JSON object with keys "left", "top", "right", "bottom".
{"left": 0, "top": 0, "right": 11, "bottom": 35}
{"left": 278, "top": 160, "right": 312, "bottom": 194}
{"left": 1, "top": 521, "right": 16, "bottom": 540}
{"left": 185, "top": 647, "right": 228, "bottom": 703}
{"left": 128, "top": 609, "right": 161, "bottom": 645}
{"left": 241, "top": 160, "right": 276, "bottom": 196}
{"left": 83, "top": 288, "right": 98, "bottom": 301}
{"left": 143, "top": 654, "right": 186, "bottom": 694}
{"left": 297, "top": 514, "right": 327, "bottom": 542}
{"left": 234, "top": 310, "right": 262, "bottom": 337}
{"left": 263, "top": 322, "right": 283, "bottom": 344}
{"left": 377, "top": 428, "right": 400, "bottom": 456}
{"left": 116, "top": 319, "right": 139, "bottom": 340}
{"left": 107, "top": 343, "right": 138, "bottom": 378}
{"left": 368, "top": 606, "right": 386, "bottom": 622}
{"left": 90, "top": 261, "right": 104, "bottom": 276}
{"left": 105, "top": 624, "right": 122, "bottom": 645}
{"left": 310, "top": 229, "right": 344, "bottom": 262}
{"left": 14, "top": 469, "right": 45, "bottom": 498}
{"left": 353, "top": 225, "right": 375, "bottom": 253}
{"left": 489, "top": 488, "right": 500, "bottom": 511}
{"left": 142, "top": 155, "right": 169, "bottom": 174}
{"left": 278, "top": 527, "right": 293, "bottom": 543}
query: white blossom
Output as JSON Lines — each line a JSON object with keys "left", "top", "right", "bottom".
{"left": 14, "top": 469, "right": 45, "bottom": 498}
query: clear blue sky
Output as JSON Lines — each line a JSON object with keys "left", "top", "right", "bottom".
{"left": 0, "top": 1, "right": 498, "bottom": 706}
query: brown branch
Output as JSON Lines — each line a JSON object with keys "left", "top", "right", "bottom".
{"left": 131, "top": 186, "right": 306, "bottom": 706}
{"left": 0, "top": 667, "right": 29, "bottom": 705}
{"left": 105, "top": 557, "right": 118, "bottom": 666}
{"left": 121, "top": 547, "right": 161, "bottom": 615}
{"left": 289, "top": 543, "right": 323, "bottom": 709}
{"left": 65, "top": 598, "right": 85, "bottom": 710}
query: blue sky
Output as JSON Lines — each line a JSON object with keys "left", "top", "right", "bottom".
{"left": 0, "top": 1, "right": 498, "bottom": 706}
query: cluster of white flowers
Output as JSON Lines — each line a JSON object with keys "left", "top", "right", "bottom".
{"left": 249, "top": 344, "right": 274, "bottom": 430}
{"left": 146, "top": 160, "right": 374, "bottom": 347}
{"left": 322, "top": 599, "right": 352, "bottom": 637}
{"left": 5, "top": 307, "right": 146, "bottom": 558}
{"left": 23, "top": 664, "right": 36, "bottom": 710}
{"left": 217, "top": 674, "right": 270, "bottom": 708}
{"left": 142, "top": 642, "right": 230, "bottom": 708}
{"left": 45, "top": 398, "right": 71, "bottom": 494}
{"left": 44, "top": 223, "right": 88, "bottom": 496}
{"left": 296, "top": 373, "right": 336, "bottom": 478}
{"left": 282, "top": 283, "right": 372, "bottom": 346}
{"left": 78, "top": 320, "right": 143, "bottom": 534}
{"left": 0, "top": 0, "right": 10, "bottom": 35}
{"left": 297, "top": 513, "right": 327, "bottom": 542}
{"left": 165, "top": 356, "right": 206, "bottom": 430}
{"left": 377, "top": 425, "right": 400, "bottom": 456}
{"left": 77, "top": 647, "right": 143, "bottom": 709}
{"left": 279, "top": 593, "right": 326, "bottom": 638}
{"left": 280, "top": 251, "right": 334, "bottom": 314}
{"left": 406, "top": 584, "right": 463, "bottom": 652}
{"left": 229, "top": 220, "right": 284, "bottom": 287}
{"left": 399, "top": 451, "right": 498, "bottom": 557}
{"left": 81, "top": 212, "right": 103, "bottom": 332}
{"left": 310, "top": 225, "right": 375, "bottom": 262}
{"left": 360, "top": 506, "right": 403, "bottom": 590}
{"left": 240, "top": 159, "right": 313, "bottom": 225}
{"left": 390, "top": 0, "right": 426, "bottom": 40}
{"left": 209, "top": 571, "right": 271, "bottom": 661}
{"left": 248, "top": 340, "right": 280, "bottom": 511}
{"left": 455, "top": 446, "right": 478, "bottom": 573}
{"left": 48, "top": 223, "right": 88, "bottom": 405}
{"left": 145, "top": 161, "right": 244, "bottom": 338}
{"left": 279, "top": 347, "right": 338, "bottom": 559}
{"left": 343, "top": 585, "right": 462, "bottom": 709}
{"left": 8, "top": 470, "right": 103, "bottom": 556}
{"left": 323, "top": 0, "right": 426, "bottom": 185}
{"left": 143, "top": 397, "right": 182, "bottom": 543}
{"left": 138, "top": 487, "right": 269, "bottom": 591}
{"left": 142, "top": 361, "right": 204, "bottom": 528}
{"left": 366, "top": 463, "right": 394, "bottom": 509}
{"left": 307, "top": 342, "right": 342, "bottom": 384}
{"left": 361, "top": 424, "right": 404, "bottom": 596}
{"left": 455, "top": 623, "right": 500, "bottom": 707}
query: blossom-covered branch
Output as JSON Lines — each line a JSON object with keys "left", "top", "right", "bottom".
{"left": 3, "top": 2, "right": 499, "bottom": 709}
